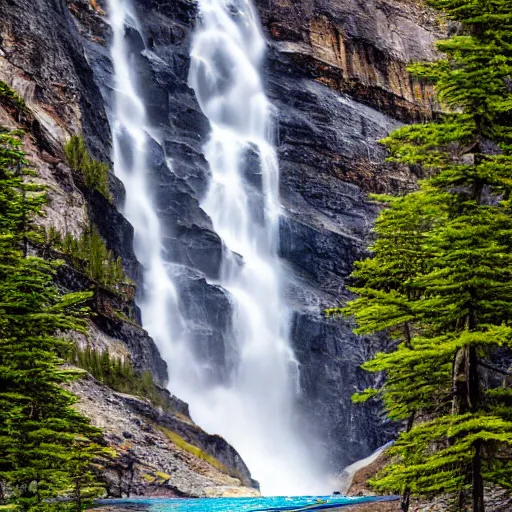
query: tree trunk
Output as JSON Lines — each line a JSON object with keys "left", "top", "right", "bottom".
{"left": 400, "top": 412, "right": 416, "bottom": 512}
{"left": 472, "top": 440, "right": 485, "bottom": 512}
{"left": 452, "top": 346, "right": 470, "bottom": 415}
{"left": 400, "top": 489, "right": 411, "bottom": 512}
{"left": 404, "top": 322, "right": 412, "bottom": 348}
{"left": 468, "top": 345, "right": 479, "bottom": 408}
{"left": 74, "top": 479, "right": 82, "bottom": 512}
{"left": 452, "top": 342, "right": 480, "bottom": 414}
{"left": 468, "top": 345, "right": 484, "bottom": 512}
{"left": 401, "top": 490, "right": 411, "bottom": 512}
{"left": 453, "top": 340, "right": 484, "bottom": 511}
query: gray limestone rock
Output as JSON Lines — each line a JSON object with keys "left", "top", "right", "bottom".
{"left": 1, "top": 0, "right": 443, "bottom": 482}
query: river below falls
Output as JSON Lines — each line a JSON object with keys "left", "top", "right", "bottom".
{"left": 94, "top": 496, "right": 398, "bottom": 511}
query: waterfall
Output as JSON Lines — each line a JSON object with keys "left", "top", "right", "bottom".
{"left": 107, "top": 0, "right": 201, "bottom": 392}
{"left": 107, "top": 0, "right": 327, "bottom": 495}
{"left": 187, "top": 0, "right": 327, "bottom": 495}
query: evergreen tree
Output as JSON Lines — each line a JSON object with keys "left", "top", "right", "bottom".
{"left": 65, "top": 135, "right": 111, "bottom": 201}
{"left": 0, "top": 128, "right": 109, "bottom": 510}
{"left": 69, "top": 345, "right": 165, "bottom": 409}
{"left": 45, "top": 224, "right": 130, "bottom": 296}
{"left": 340, "top": 1, "right": 512, "bottom": 511}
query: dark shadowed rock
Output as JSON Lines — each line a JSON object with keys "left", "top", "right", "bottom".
{"left": 88, "top": 189, "right": 143, "bottom": 284}
{"left": 173, "top": 268, "right": 235, "bottom": 385}
{"left": 2, "top": 0, "right": 443, "bottom": 482}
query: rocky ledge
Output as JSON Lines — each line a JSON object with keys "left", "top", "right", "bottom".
{"left": 69, "top": 376, "right": 258, "bottom": 498}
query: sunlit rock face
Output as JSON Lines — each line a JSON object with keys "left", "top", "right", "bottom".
{"left": 256, "top": 0, "right": 443, "bottom": 122}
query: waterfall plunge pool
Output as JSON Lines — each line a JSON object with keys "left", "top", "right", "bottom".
{"left": 95, "top": 496, "right": 398, "bottom": 511}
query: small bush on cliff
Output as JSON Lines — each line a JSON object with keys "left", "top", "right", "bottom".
{"left": 43, "top": 224, "right": 133, "bottom": 299}
{"left": 0, "top": 81, "right": 25, "bottom": 113}
{"left": 0, "top": 128, "right": 110, "bottom": 510}
{"left": 336, "top": 1, "right": 512, "bottom": 511}
{"left": 70, "top": 345, "right": 165, "bottom": 408}
{"left": 65, "top": 135, "right": 111, "bottom": 200}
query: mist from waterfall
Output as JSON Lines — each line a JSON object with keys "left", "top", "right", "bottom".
{"left": 107, "top": 0, "right": 327, "bottom": 495}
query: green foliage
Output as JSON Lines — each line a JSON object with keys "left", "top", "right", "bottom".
{"left": 340, "top": 1, "right": 512, "bottom": 509}
{"left": 66, "top": 437, "right": 114, "bottom": 512}
{"left": 65, "top": 136, "right": 111, "bottom": 200}
{"left": 371, "top": 414, "right": 512, "bottom": 495}
{"left": 69, "top": 345, "right": 165, "bottom": 409}
{"left": 0, "top": 128, "right": 109, "bottom": 510}
{"left": 43, "top": 225, "right": 131, "bottom": 297}
{"left": 158, "top": 427, "right": 242, "bottom": 480}
{"left": 0, "top": 130, "right": 45, "bottom": 240}
{"left": 0, "top": 82, "right": 25, "bottom": 113}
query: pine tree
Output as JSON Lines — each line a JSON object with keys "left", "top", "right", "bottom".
{"left": 341, "top": 1, "right": 512, "bottom": 511}
{"left": 330, "top": 189, "right": 452, "bottom": 425}
{"left": 353, "top": 200, "right": 512, "bottom": 510}
{"left": 0, "top": 128, "right": 109, "bottom": 510}
{"left": 67, "top": 434, "right": 113, "bottom": 512}
{"left": 47, "top": 224, "right": 130, "bottom": 296}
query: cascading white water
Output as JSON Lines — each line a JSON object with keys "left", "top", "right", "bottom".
{"left": 187, "top": 0, "right": 327, "bottom": 495}
{"left": 107, "top": 0, "right": 327, "bottom": 495}
{"left": 107, "top": 0, "right": 202, "bottom": 390}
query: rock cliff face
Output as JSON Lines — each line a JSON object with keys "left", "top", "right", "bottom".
{"left": 255, "top": 0, "right": 444, "bottom": 470}
{"left": 0, "top": 0, "right": 443, "bottom": 486}
{"left": 256, "top": 0, "right": 442, "bottom": 122}
{"left": 69, "top": 376, "right": 258, "bottom": 497}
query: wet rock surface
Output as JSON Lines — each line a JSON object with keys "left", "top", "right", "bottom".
{"left": 262, "top": 29, "right": 413, "bottom": 469}
{"left": 2, "top": 0, "right": 443, "bottom": 484}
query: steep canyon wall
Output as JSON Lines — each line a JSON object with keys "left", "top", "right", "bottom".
{"left": 0, "top": 0, "right": 443, "bottom": 490}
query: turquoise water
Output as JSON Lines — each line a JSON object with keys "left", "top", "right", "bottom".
{"left": 99, "top": 496, "right": 397, "bottom": 511}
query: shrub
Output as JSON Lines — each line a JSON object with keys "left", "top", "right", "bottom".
{"left": 65, "top": 135, "right": 111, "bottom": 200}
{"left": 0, "top": 81, "right": 25, "bottom": 112}
{"left": 70, "top": 345, "right": 165, "bottom": 408}
{"left": 43, "top": 224, "right": 132, "bottom": 297}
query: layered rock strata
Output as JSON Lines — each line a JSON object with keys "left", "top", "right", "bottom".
{"left": 0, "top": 0, "right": 444, "bottom": 481}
